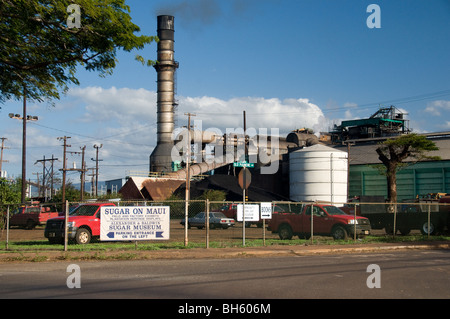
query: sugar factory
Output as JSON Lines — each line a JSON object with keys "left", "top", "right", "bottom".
{"left": 115, "top": 15, "right": 450, "bottom": 203}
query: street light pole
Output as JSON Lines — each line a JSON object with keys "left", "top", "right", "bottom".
{"left": 21, "top": 88, "right": 27, "bottom": 204}
{"left": 9, "top": 87, "right": 38, "bottom": 204}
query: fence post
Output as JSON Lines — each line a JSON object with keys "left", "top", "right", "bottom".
{"left": 64, "top": 200, "right": 69, "bottom": 252}
{"left": 243, "top": 189, "right": 246, "bottom": 247}
{"left": 262, "top": 202, "right": 267, "bottom": 246}
{"left": 206, "top": 199, "right": 209, "bottom": 249}
{"left": 354, "top": 203, "right": 357, "bottom": 242}
{"left": 6, "top": 206, "right": 10, "bottom": 250}
{"left": 427, "top": 203, "right": 431, "bottom": 239}
{"left": 184, "top": 198, "right": 189, "bottom": 247}
{"left": 310, "top": 202, "right": 314, "bottom": 244}
{"left": 393, "top": 204, "right": 397, "bottom": 238}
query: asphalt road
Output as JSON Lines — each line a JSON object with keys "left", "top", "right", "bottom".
{"left": 1, "top": 250, "right": 449, "bottom": 301}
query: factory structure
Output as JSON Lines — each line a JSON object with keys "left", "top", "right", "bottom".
{"left": 118, "top": 15, "right": 450, "bottom": 203}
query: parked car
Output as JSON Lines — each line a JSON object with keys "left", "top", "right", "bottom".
{"left": 45, "top": 202, "right": 116, "bottom": 244}
{"left": 8, "top": 205, "right": 59, "bottom": 229}
{"left": 180, "top": 212, "right": 235, "bottom": 229}
{"left": 268, "top": 203, "right": 371, "bottom": 240}
{"left": 218, "top": 203, "right": 239, "bottom": 219}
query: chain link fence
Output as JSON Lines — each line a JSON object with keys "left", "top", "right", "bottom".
{"left": 1, "top": 199, "right": 450, "bottom": 251}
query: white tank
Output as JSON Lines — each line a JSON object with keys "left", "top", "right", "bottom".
{"left": 289, "top": 144, "right": 348, "bottom": 204}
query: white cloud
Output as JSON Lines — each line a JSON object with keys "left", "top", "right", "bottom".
{"left": 177, "top": 95, "right": 326, "bottom": 135}
{"left": 424, "top": 100, "right": 450, "bottom": 116}
{"left": 67, "top": 87, "right": 327, "bottom": 138}
{"left": 68, "top": 86, "right": 157, "bottom": 125}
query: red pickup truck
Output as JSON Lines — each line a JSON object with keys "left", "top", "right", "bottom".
{"left": 268, "top": 204, "right": 371, "bottom": 240}
{"left": 44, "top": 202, "right": 116, "bottom": 244}
{"left": 8, "top": 205, "right": 59, "bottom": 229}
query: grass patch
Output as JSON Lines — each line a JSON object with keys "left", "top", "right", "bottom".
{"left": 1, "top": 234, "right": 449, "bottom": 260}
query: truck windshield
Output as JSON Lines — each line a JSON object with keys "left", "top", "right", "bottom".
{"left": 70, "top": 205, "right": 99, "bottom": 216}
{"left": 322, "top": 206, "right": 348, "bottom": 215}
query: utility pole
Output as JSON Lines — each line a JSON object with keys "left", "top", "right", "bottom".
{"left": 80, "top": 146, "right": 86, "bottom": 200}
{"left": 0, "top": 137, "right": 8, "bottom": 177}
{"left": 50, "top": 155, "right": 56, "bottom": 199}
{"left": 32, "top": 172, "right": 40, "bottom": 198}
{"left": 184, "top": 112, "right": 195, "bottom": 247}
{"left": 86, "top": 168, "right": 96, "bottom": 196}
{"left": 92, "top": 144, "right": 103, "bottom": 197}
{"left": 58, "top": 136, "right": 71, "bottom": 208}
{"left": 67, "top": 146, "right": 86, "bottom": 201}
{"left": 9, "top": 86, "right": 38, "bottom": 203}
{"left": 35, "top": 155, "right": 58, "bottom": 201}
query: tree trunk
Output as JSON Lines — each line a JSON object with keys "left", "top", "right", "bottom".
{"left": 386, "top": 161, "right": 397, "bottom": 212}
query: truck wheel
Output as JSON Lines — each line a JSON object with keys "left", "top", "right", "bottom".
{"left": 399, "top": 227, "right": 411, "bottom": 236}
{"left": 75, "top": 228, "right": 91, "bottom": 244}
{"left": 332, "top": 225, "right": 348, "bottom": 240}
{"left": 25, "top": 219, "right": 36, "bottom": 230}
{"left": 384, "top": 225, "right": 395, "bottom": 235}
{"left": 278, "top": 224, "right": 293, "bottom": 240}
{"left": 48, "top": 238, "right": 63, "bottom": 245}
{"left": 420, "top": 222, "right": 435, "bottom": 235}
{"left": 299, "top": 233, "right": 311, "bottom": 240}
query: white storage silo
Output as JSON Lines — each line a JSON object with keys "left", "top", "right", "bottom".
{"left": 289, "top": 144, "right": 348, "bottom": 204}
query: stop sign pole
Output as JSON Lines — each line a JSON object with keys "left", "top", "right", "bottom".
{"left": 243, "top": 169, "right": 246, "bottom": 247}
{"left": 238, "top": 167, "right": 251, "bottom": 246}
{"left": 242, "top": 111, "right": 248, "bottom": 246}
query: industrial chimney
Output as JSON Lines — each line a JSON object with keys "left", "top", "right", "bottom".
{"left": 150, "top": 15, "right": 179, "bottom": 173}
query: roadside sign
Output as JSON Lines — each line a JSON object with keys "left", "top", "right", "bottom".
{"left": 234, "top": 161, "right": 255, "bottom": 168}
{"left": 238, "top": 168, "right": 252, "bottom": 190}
{"left": 237, "top": 204, "right": 259, "bottom": 222}
{"left": 260, "top": 202, "right": 272, "bottom": 219}
{"left": 100, "top": 206, "right": 170, "bottom": 241}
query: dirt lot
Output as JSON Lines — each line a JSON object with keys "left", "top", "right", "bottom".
{"left": 1, "top": 220, "right": 279, "bottom": 244}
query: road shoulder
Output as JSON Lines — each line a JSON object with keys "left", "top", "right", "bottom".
{"left": 1, "top": 241, "right": 449, "bottom": 263}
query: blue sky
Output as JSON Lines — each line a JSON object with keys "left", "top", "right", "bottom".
{"left": 1, "top": 0, "right": 449, "bottom": 187}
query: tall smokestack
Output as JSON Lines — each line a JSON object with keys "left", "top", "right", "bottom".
{"left": 150, "top": 15, "right": 179, "bottom": 173}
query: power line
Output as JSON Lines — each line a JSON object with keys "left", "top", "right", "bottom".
{"left": 31, "top": 122, "right": 157, "bottom": 144}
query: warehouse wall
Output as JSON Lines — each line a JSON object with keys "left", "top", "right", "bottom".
{"left": 349, "top": 160, "right": 450, "bottom": 201}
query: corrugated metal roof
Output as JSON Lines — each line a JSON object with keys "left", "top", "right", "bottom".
{"left": 331, "top": 134, "right": 450, "bottom": 165}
